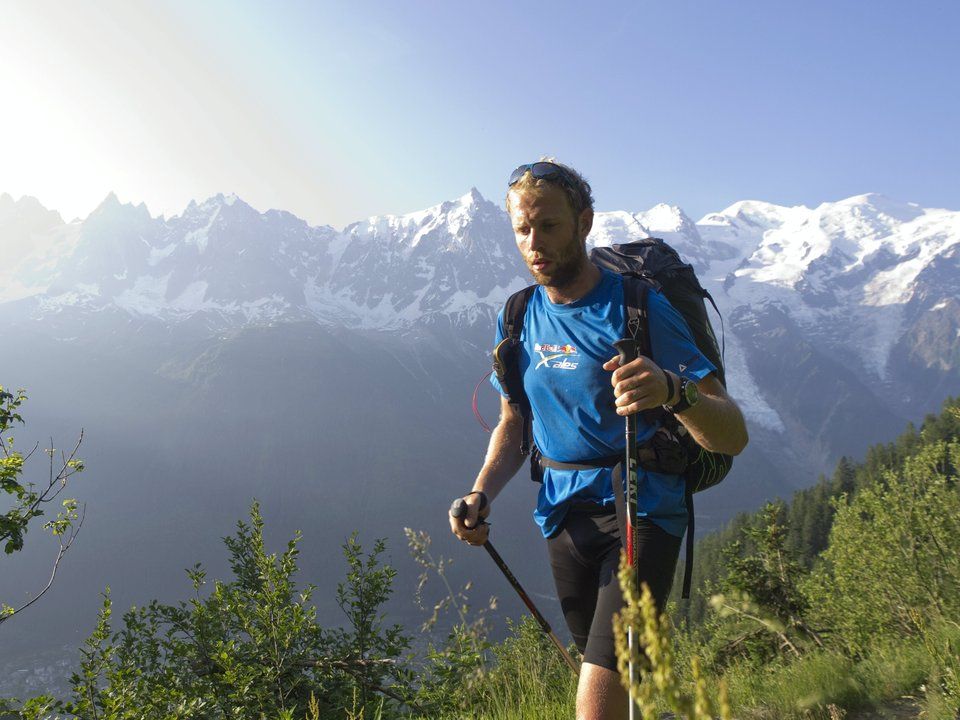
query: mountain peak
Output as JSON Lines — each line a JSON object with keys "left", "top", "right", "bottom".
{"left": 635, "top": 203, "right": 695, "bottom": 234}
{"left": 212, "top": 192, "right": 248, "bottom": 209}
{"left": 0, "top": 193, "right": 65, "bottom": 234}
{"left": 459, "top": 187, "right": 486, "bottom": 206}
{"left": 827, "top": 193, "right": 924, "bottom": 224}
{"left": 87, "top": 192, "right": 152, "bottom": 224}
{"left": 707, "top": 199, "right": 805, "bottom": 231}
{"left": 197, "top": 192, "right": 250, "bottom": 210}
{"left": 99, "top": 191, "right": 120, "bottom": 208}
{"left": 88, "top": 191, "right": 125, "bottom": 218}
{"left": 0, "top": 193, "right": 61, "bottom": 220}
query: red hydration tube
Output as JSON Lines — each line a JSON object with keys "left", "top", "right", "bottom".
{"left": 472, "top": 370, "right": 494, "bottom": 432}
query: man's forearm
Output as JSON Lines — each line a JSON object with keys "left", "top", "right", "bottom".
{"left": 472, "top": 416, "right": 527, "bottom": 503}
{"left": 675, "top": 391, "right": 748, "bottom": 456}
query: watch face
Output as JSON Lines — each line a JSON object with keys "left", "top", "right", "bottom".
{"left": 684, "top": 379, "right": 699, "bottom": 406}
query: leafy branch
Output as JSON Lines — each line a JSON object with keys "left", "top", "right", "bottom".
{"left": 0, "top": 385, "right": 86, "bottom": 627}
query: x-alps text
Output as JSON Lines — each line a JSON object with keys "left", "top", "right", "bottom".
{"left": 534, "top": 342, "right": 580, "bottom": 371}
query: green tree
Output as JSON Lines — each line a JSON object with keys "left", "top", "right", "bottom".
{"left": 21, "top": 503, "right": 417, "bottom": 719}
{"left": 0, "top": 385, "right": 85, "bottom": 626}
{"left": 331, "top": 532, "right": 413, "bottom": 717}
{"left": 705, "top": 502, "right": 824, "bottom": 668}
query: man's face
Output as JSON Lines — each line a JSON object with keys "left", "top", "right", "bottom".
{"left": 508, "top": 185, "right": 592, "bottom": 289}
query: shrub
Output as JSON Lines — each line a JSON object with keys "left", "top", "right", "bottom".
{"left": 810, "top": 441, "right": 960, "bottom": 653}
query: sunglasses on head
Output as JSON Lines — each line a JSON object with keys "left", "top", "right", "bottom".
{"left": 508, "top": 161, "right": 576, "bottom": 188}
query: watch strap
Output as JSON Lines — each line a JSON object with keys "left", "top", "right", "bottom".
{"left": 662, "top": 369, "right": 675, "bottom": 407}
{"left": 666, "top": 377, "right": 692, "bottom": 414}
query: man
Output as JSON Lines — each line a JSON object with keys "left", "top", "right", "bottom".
{"left": 449, "top": 160, "right": 748, "bottom": 720}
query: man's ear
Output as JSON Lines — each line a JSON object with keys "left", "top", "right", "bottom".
{"left": 578, "top": 208, "right": 594, "bottom": 240}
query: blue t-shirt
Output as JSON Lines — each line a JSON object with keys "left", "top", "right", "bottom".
{"left": 491, "top": 268, "right": 715, "bottom": 539}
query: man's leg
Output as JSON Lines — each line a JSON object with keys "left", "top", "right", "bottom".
{"left": 577, "top": 516, "right": 683, "bottom": 719}
{"left": 576, "top": 662, "right": 629, "bottom": 720}
{"left": 548, "top": 510, "right": 681, "bottom": 719}
{"left": 549, "top": 509, "right": 630, "bottom": 719}
{"left": 547, "top": 511, "right": 601, "bottom": 658}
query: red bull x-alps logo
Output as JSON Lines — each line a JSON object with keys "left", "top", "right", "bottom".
{"left": 534, "top": 342, "right": 580, "bottom": 371}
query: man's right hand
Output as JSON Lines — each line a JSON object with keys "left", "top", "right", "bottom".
{"left": 449, "top": 492, "right": 491, "bottom": 546}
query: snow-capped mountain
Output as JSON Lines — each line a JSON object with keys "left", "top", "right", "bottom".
{"left": 2, "top": 187, "right": 958, "bottom": 475}
{"left": 699, "top": 193, "right": 959, "bottom": 386}
{"left": 8, "top": 189, "right": 954, "bottom": 337}
{"left": 1, "top": 189, "right": 532, "bottom": 332}
{"left": 4, "top": 191, "right": 343, "bottom": 326}
{"left": 316, "top": 188, "right": 528, "bottom": 329}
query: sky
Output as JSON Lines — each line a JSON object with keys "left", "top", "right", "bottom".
{"left": 1, "top": 0, "right": 957, "bottom": 229}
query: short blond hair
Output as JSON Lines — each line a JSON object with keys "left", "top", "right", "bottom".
{"left": 505, "top": 157, "right": 595, "bottom": 217}
{"left": 505, "top": 155, "right": 593, "bottom": 217}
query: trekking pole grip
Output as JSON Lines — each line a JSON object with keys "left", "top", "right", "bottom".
{"left": 613, "top": 338, "right": 639, "bottom": 366}
{"left": 450, "top": 492, "right": 488, "bottom": 521}
{"left": 450, "top": 498, "right": 467, "bottom": 519}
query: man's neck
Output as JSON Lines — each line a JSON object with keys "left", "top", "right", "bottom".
{"left": 543, "top": 262, "right": 602, "bottom": 305}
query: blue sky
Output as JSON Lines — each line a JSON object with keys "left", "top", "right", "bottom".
{"left": 1, "top": 0, "right": 957, "bottom": 227}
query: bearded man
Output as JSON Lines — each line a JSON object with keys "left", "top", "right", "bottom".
{"left": 450, "top": 160, "right": 748, "bottom": 720}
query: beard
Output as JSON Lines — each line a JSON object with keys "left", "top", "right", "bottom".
{"left": 524, "top": 229, "right": 590, "bottom": 289}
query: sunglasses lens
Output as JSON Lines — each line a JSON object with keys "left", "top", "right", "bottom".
{"left": 530, "top": 162, "right": 561, "bottom": 180}
{"left": 508, "top": 164, "right": 532, "bottom": 186}
{"left": 508, "top": 161, "right": 570, "bottom": 187}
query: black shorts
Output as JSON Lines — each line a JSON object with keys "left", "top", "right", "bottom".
{"left": 546, "top": 503, "right": 682, "bottom": 671}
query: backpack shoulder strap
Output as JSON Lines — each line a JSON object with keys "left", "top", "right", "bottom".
{"left": 622, "top": 274, "right": 653, "bottom": 355}
{"left": 495, "top": 284, "right": 537, "bottom": 457}
{"left": 622, "top": 275, "right": 662, "bottom": 428}
{"left": 504, "top": 284, "right": 536, "bottom": 342}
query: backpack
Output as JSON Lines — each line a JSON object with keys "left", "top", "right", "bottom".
{"left": 491, "top": 237, "right": 733, "bottom": 598}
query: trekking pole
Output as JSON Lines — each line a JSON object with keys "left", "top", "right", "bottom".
{"left": 449, "top": 498, "right": 580, "bottom": 676}
{"left": 612, "top": 338, "right": 641, "bottom": 720}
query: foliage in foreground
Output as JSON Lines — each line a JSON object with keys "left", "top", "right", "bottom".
{"left": 667, "top": 402, "right": 960, "bottom": 719}
{"left": 5, "top": 507, "right": 577, "bottom": 720}
{"left": 678, "top": 396, "right": 960, "bottom": 629}
{"left": 0, "top": 386, "right": 85, "bottom": 627}
{"left": 9, "top": 504, "right": 414, "bottom": 719}
{"left": 609, "top": 400, "right": 960, "bottom": 720}
{"left": 614, "top": 563, "right": 731, "bottom": 720}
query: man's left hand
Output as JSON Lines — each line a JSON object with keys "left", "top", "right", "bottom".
{"left": 602, "top": 354, "right": 672, "bottom": 416}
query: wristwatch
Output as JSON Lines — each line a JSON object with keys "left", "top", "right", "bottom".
{"left": 665, "top": 376, "right": 699, "bottom": 414}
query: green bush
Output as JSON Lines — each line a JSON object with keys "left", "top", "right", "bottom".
{"left": 916, "top": 617, "right": 960, "bottom": 720}
{"left": 809, "top": 441, "right": 960, "bottom": 654}
{"left": 16, "top": 503, "right": 416, "bottom": 719}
